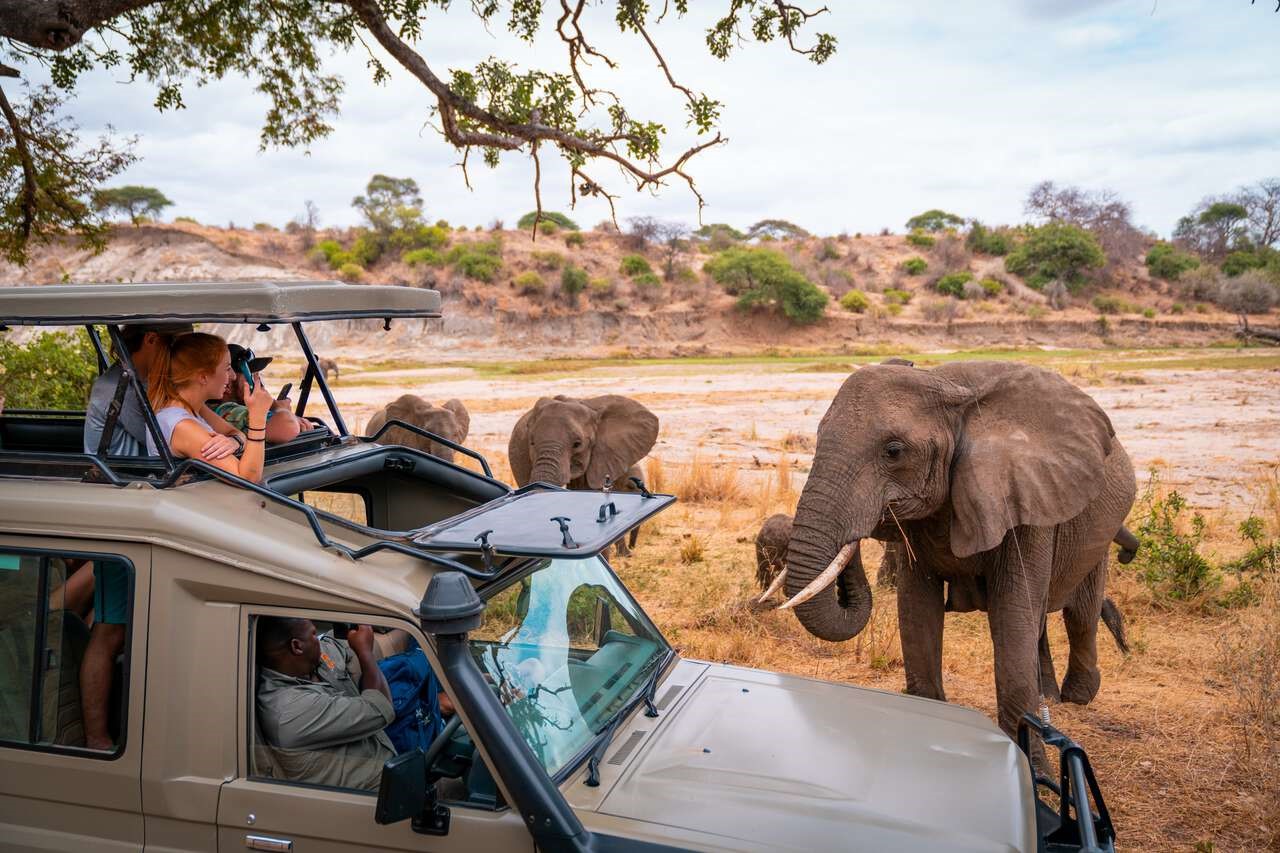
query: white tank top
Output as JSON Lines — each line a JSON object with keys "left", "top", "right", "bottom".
{"left": 147, "top": 405, "right": 214, "bottom": 456}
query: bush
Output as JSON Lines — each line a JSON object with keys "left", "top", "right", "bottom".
{"left": 620, "top": 254, "right": 653, "bottom": 277}
{"left": 934, "top": 271, "right": 973, "bottom": 297}
{"left": 1176, "top": 265, "right": 1223, "bottom": 302}
{"left": 337, "top": 262, "right": 365, "bottom": 282}
{"left": 1218, "top": 270, "right": 1279, "bottom": 316}
{"left": 921, "top": 298, "right": 960, "bottom": 323}
{"left": 901, "top": 256, "right": 928, "bottom": 275}
{"left": 538, "top": 221, "right": 558, "bottom": 236}
{"left": 962, "top": 280, "right": 987, "bottom": 301}
{"left": 966, "top": 222, "right": 1012, "bottom": 256}
{"left": 1170, "top": 302, "right": 1185, "bottom": 314}
{"left": 839, "top": 290, "right": 870, "bottom": 313}
{"left": 1130, "top": 472, "right": 1219, "bottom": 603}
{"left": 633, "top": 271, "right": 662, "bottom": 292}
{"left": 588, "top": 277, "right": 615, "bottom": 297}
{"left": 313, "top": 239, "right": 347, "bottom": 269}
{"left": 532, "top": 251, "right": 564, "bottom": 270}
{"left": 1092, "top": 295, "right": 1138, "bottom": 315}
{"left": 906, "top": 230, "right": 935, "bottom": 248}
{"left": 401, "top": 248, "right": 444, "bottom": 267}
{"left": 980, "top": 277, "right": 1004, "bottom": 297}
{"left": 392, "top": 224, "right": 450, "bottom": 252}
{"left": 564, "top": 231, "right": 585, "bottom": 248}
{"left": 0, "top": 329, "right": 97, "bottom": 409}
{"left": 516, "top": 211, "right": 580, "bottom": 231}
{"left": 174, "top": 215, "right": 199, "bottom": 224}
{"left": 817, "top": 240, "right": 840, "bottom": 261}
{"left": 1142, "top": 307, "right": 1157, "bottom": 319}
{"left": 883, "top": 288, "right": 913, "bottom": 305}
{"left": 1145, "top": 242, "right": 1200, "bottom": 281}
{"left": 906, "top": 209, "right": 964, "bottom": 233}
{"left": 349, "top": 231, "right": 384, "bottom": 266}
{"left": 514, "top": 270, "right": 545, "bottom": 296}
{"left": 560, "top": 265, "right": 589, "bottom": 303}
{"left": 1222, "top": 250, "right": 1265, "bottom": 278}
{"left": 1004, "top": 222, "right": 1105, "bottom": 290}
{"left": 445, "top": 240, "right": 503, "bottom": 282}
{"left": 884, "top": 302, "right": 904, "bottom": 316}
{"left": 702, "top": 247, "right": 828, "bottom": 324}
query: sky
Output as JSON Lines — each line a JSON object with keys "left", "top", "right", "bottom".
{"left": 34, "top": 0, "right": 1280, "bottom": 237}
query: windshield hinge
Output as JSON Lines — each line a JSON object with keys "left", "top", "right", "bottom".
{"left": 410, "top": 787, "right": 451, "bottom": 837}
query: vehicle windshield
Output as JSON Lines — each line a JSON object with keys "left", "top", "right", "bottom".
{"left": 470, "top": 556, "right": 668, "bottom": 778}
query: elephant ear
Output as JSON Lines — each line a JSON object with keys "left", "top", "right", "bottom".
{"left": 949, "top": 365, "right": 1115, "bottom": 559}
{"left": 442, "top": 399, "right": 470, "bottom": 444}
{"left": 508, "top": 399, "right": 550, "bottom": 487}
{"left": 385, "top": 394, "right": 423, "bottom": 425}
{"left": 582, "top": 395, "right": 659, "bottom": 490}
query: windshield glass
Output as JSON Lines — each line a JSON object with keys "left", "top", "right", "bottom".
{"left": 470, "top": 556, "right": 668, "bottom": 777}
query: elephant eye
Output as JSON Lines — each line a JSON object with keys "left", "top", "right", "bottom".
{"left": 884, "top": 440, "right": 905, "bottom": 460}
{"left": 572, "top": 439, "right": 583, "bottom": 449}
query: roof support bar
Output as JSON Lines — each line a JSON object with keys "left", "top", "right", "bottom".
{"left": 84, "top": 324, "right": 109, "bottom": 374}
{"left": 290, "top": 321, "right": 348, "bottom": 437}
{"left": 106, "top": 324, "right": 175, "bottom": 473}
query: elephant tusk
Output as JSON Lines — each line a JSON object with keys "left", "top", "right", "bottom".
{"left": 777, "top": 543, "right": 857, "bottom": 612}
{"left": 756, "top": 568, "right": 788, "bottom": 604}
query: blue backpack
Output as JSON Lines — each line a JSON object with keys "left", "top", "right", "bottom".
{"left": 377, "top": 643, "right": 444, "bottom": 754}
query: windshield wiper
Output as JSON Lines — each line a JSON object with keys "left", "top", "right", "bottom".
{"left": 583, "top": 650, "right": 672, "bottom": 787}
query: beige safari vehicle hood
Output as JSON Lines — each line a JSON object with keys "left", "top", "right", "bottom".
{"left": 573, "top": 661, "right": 1035, "bottom": 852}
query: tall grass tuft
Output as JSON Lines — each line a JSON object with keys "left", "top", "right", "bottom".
{"left": 672, "top": 452, "right": 743, "bottom": 503}
{"left": 644, "top": 455, "right": 667, "bottom": 495}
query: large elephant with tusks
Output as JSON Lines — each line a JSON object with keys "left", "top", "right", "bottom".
{"left": 777, "top": 361, "right": 1136, "bottom": 738}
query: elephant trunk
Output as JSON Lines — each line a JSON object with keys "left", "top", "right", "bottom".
{"left": 782, "top": 473, "right": 876, "bottom": 643}
{"left": 529, "top": 442, "right": 569, "bottom": 487}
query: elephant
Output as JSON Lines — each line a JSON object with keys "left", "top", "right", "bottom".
{"left": 756, "top": 514, "right": 1133, "bottom": 701}
{"left": 366, "top": 395, "right": 470, "bottom": 462}
{"left": 509, "top": 395, "right": 659, "bottom": 555}
{"left": 776, "top": 360, "right": 1137, "bottom": 738}
{"left": 318, "top": 357, "right": 339, "bottom": 382}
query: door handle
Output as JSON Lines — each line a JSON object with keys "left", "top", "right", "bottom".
{"left": 245, "top": 836, "right": 293, "bottom": 852}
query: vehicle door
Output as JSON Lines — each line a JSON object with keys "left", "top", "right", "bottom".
{"left": 216, "top": 606, "right": 534, "bottom": 853}
{"left": 0, "top": 535, "right": 150, "bottom": 852}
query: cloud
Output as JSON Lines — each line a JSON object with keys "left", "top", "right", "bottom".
{"left": 1053, "top": 23, "right": 1130, "bottom": 48}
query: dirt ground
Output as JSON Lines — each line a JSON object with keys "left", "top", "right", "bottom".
{"left": 283, "top": 345, "right": 1279, "bottom": 852}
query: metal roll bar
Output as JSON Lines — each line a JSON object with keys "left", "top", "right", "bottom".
{"left": 361, "top": 418, "right": 493, "bottom": 479}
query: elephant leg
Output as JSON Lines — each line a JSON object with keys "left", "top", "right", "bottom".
{"left": 1060, "top": 561, "right": 1106, "bottom": 705}
{"left": 987, "top": 528, "right": 1052, "bottom": 739}
{"left": 1038, "top": 616, "right": 1061, "bottom": 704}
{"left": 897, "top": 563, "right": 946, "bottom": 702}
{"left": 628, "top": 526, "right": 639, "bottom": 549}
{"left": 876, "top": 541, "right": 902, "bottom": 588}
{"left": 613, "top": 536, "right": 632, "bottom": 558}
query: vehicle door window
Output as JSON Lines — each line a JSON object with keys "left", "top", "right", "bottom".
{"left": 0, "top": 550, "right": 133, "bottom": 754}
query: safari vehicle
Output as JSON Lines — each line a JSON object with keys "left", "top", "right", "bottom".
{"left": 0, "top": 280, "right": 1114, "bottom": 852}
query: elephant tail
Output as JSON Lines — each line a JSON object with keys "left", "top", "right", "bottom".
{"left": 1101, "top": 597, "right": 1130, "bottom": 655}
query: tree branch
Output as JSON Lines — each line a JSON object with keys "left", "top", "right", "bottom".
{"left": 0, "top": 82, "right": 39, "bottom": 240}
{"left": 0, "top": 0, "right": 160, "bottom": 51}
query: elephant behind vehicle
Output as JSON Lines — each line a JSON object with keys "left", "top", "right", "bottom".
{"left": 366, "top": 395, "right": 470, "bottom": 462}
{"left": 776, "top": 360, "right": 1137, "bottom": 738}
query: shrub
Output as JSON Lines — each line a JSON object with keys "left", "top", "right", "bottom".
{"left": 393, "top": 224, "right": 450, "bottom": 251}
{"left": 980, "top": 277, "right": 1004, "bottom": 297}
{"left": 564, "top": 231, "right": 585, "bottom": 248}
{"left": 1004, "top": 222, "right": 1105, "bottom": 290}
{"left": 1170, "top": 302, "right": 1185, "bottom": 314}
{"left": 1145, "top": 242, "right": 1200, "bottom": 281}
{"left": 905, "top": 209, "right": 964, "bottom": 233}
{"left": 313, "top": 239, "right": 347, "bottom": 268}
{"left": 0, "top": 329, "right": 97, "bottom": 409}
{"left": 1142, "top": 307, "right": 1157, "bottom": 319}
{"left": 337, "top": 262, "right": 365, "bottom": 282}
{"left": 839, "top": 290, "right": 870, "bottom": 313}
{"left": 702, "top": 247, "right": 828, "bottom": 324}
{"left": 673, "top": 264, "right": 699, "bottom": 285}
{"left": 401, "top": 248, "right": 444, "bottom": 267}
{"left": 817, "top": 240, "right": 840, "bottom": 261}
{"left": 620, "top": 254, "right": 653, "bottom": 277}
{"left": 966, "top": 222, "right": 1012, "bottom": 256}
{"left": 516, "top": 211, "right": 580, "bottom": 231}
{"left": 962, "top": 280, "right": 987, "bottom": 301}
{"left": 883, "top": 288, "right": 913, "bottom": 305}
{"left": 174, "top": 215, "right": 199, "bottom": 224}
{"left": 921, "top": 298, "right": 960, "bottom": 323}
{"left": 633, "top": 272, "right": 662, "bottom": 290}
{"left": 901, "top": 256, "right": 928, "bottom": 275}
{"left": 538, "top": 221, "right": 558, "bottom": 236}
{"left": 934, "top": 271, "right": 973, "bottom": 297}
{"left": 514, "top": 270, "right": 545, "bottom": 296}
{"left": 532, "top": 251, "right": 564, "bottom": 270}
{"left": 884, "top": 302, "right": 904, "bottom": 316}
{"left": 1130, "top": 472, "right": 1219, "bottom": 603}
{"left": 906, "top": 230, "right": 935, "bottom": 248}
{"left": 1177, "top": 265, "right": 1223, "bottom": 302}
{"left": 1092, "top": 295, "right": 1138, "bottom": 315}
{"left": 1218, "top": 270, "right": 1279, "bottom": 317}
{"left": 349, "top": 231, "right": 384, "bottom": 266}
{"left": 588, "top": 277, "right": 615, "bottom": 297}
{"left": 560, "top": 265, "right": 589, "bottom": 303}
{"left": 445, "top": 240, "right": 503, "bottom": 282}
{"left": 1222, "top": 250, "right": 1265, "bottom": 278}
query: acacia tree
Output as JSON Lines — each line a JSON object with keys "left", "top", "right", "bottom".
{"left": 1174, "top": 200, "right": 1249, "bottom": 260}
{"left": 0, "top": 1, "right": 835, "bottom": 264}
{"left": 93, "top": 184, "right": 172, "bottom": 224}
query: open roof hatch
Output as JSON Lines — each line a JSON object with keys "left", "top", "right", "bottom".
{"left": 410, "top": 483, "right": 674, "bottom": 560}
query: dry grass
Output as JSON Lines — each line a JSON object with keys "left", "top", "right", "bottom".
{"left": 644, "top": 455, "right": 668, "bottom": 495}
{"left": 669, "top": 451, "right": 744, "bottom": 504}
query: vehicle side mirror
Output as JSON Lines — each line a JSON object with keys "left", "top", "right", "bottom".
{"left": 375, "top": 750, "right": 425, "bottom": 825}
{"left": 375, "top": 750, "right": 452, "bottom": 836}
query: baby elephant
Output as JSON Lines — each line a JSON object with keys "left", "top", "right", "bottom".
{"left": 366, "top": 395, "right": 470, "bottom": 463}
{"left": 318, "top": 357, "right": 339, "bottom": 382}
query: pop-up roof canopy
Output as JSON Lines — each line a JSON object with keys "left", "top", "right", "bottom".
{"left": 0, "top": 279, "right": 441, "bottom": 325}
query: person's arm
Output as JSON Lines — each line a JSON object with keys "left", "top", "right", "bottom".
{"left": 264, "top": 406, "right": 302, "bottom": 443}
{"left": 169, "top": 384, "right": 269, "bottom": 481}
{"left": 266, "top": 684, "right": 396, "bottom": 750}
{"left": 346, "top": 625, "right": 392, "bottom": 704}
{"left": 195, "top": 404, "right": 243, "bottom": 460}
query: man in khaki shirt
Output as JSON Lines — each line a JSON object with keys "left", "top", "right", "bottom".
{"left": 256, "top": 617, "right": 396, "bottom": 790}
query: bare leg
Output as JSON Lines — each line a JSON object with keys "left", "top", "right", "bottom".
{"left": 1038, "top": 616, "right": 1061, "bottom": 704}
{"left": 897, "top": 562, "right": 946, "bottom": 701}
{"left": 81, "top": 623, "right": 125, "bottom": 750}
{"left": 1060, "top": 562, "right": 1106, "bottom": 705}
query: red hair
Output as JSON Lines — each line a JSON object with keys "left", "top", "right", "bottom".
{"left": 147, "top": 332, "right": 227, "bottom": 413}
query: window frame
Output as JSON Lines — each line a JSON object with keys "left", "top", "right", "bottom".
{"left": 0, "top": 544, "right": 136, "bottom": 762}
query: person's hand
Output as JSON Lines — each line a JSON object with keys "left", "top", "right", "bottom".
{"left": 242, "top": 374, "right": 273, "bottom": 422}
{"left": 200, "top": 433, "right": 240, "bottom": 460}
{"left": 296, "top": 417, "right": 314, "bottom": 432}
{"left": 270, "top": 396, "right": 291, "bottom": 413}
{"left": 346, "top": 624, "right": 376, "bottom": 658}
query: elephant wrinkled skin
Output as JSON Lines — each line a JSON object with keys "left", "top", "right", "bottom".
{"left": 780, "top": 361, "right": 1137, "bottom": 738}
{"left": 366, "top": 395, "right": 470, "bottom": 462}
